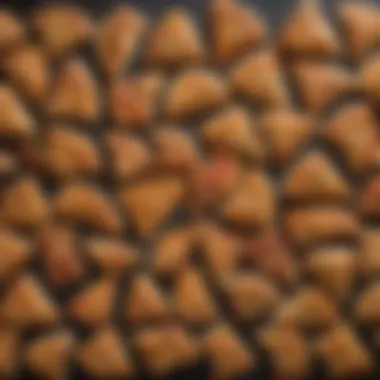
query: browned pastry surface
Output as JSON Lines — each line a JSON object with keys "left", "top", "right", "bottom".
{"left": 0, "top": 0, "right": 380, "bottom": 379}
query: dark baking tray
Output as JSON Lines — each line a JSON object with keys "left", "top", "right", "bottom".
{"left": 1, "top": 0, "right": 380, "bottom": 379}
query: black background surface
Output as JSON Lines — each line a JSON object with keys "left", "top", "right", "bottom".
{"left": 0, "top": 0, "right": 380, "bottom": 379}
{"left": 0, "top": 0, "right": 298, "bottom": 25}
